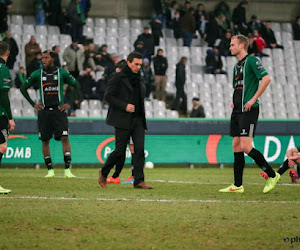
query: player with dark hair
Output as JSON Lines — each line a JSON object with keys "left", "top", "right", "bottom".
{"left": 98, "top": 52, "right": 152, "bottom": 189}
{"left": 20, "top": 50, "right": 80, "bottom": 178}
{"left": 219, "top": 35, "right": 280, "bottom": 194}
{"left": 0, "top": 41, "right": 15, "bottom": 194}
{"left": 261, "top": 146, "right": 300, "bottom": 183}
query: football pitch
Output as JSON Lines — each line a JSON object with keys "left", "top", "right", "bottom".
{"left": 0, "top": 167, "right": 299, "bottom": 249}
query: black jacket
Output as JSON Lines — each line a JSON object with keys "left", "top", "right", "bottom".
{"left": 134, "top": 33, "right": 155, "bottom": 56}
{"left": 105, "top": 71, "right": 147, "bottom": 130}
{"left": 175, "top": 62, "right": 186, "bottom": 87}
{"left": 153, "top": 55, "right": 168, "bottom": 76}
{"left": 190, "top": 105, "right": 205, "bottom": 118}
{"left": 205, "top": 53, "right": 223, "bottom": 70}
{"left": 232, "top": 5, "right": 246, "bottom": 26}
{"left": 262, "top": 27, "right": 277, "bottom": 47}
{"left": 293, "top": 22, "right": 300, "bottom": 40}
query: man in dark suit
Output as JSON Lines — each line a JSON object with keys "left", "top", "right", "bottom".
{"left": 98, "top": 52, "right": 153, "bottom": 189}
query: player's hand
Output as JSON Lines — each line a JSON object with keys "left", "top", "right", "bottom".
{"left": 288, "top": 159, "right": 296, "bottom": 168}
{"left": 34, "top": 104, "right": 44, "bottom": 110}
{"left": 230, "top": 102, "right": 234, "bottom": 109}
{"left": 244, "top": 98, "right": 255, "bottom": 111}
{"left": 126, "top": 104, "right": 135, "bottom": 113}
{"left": 9, "top": 119, "right": 15, "bottom": 132}
{"left": 59, "top": 104, "right": 71, "bottom": 112}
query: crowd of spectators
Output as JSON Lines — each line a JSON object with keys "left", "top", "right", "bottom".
{"left": 0, "top": 0, "right": 299, "bottom": 118}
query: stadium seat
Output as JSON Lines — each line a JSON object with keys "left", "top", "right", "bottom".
{"left": 80, "top": 100, "right": 89, "bottom": 110}
{"left": 12, "top": 108, "right": 22, "bottom": 117}
{"left": 101, "top": 109, "right": 108, "bottom": 117}
{"left": 166, "top": 110, "right": 179, "bottom": 118}
{"left": 89, "top": 100, "right": 102, "bottom": 110}
{"left": 11, "top": 15, "right": 23, "bottom": 25}
{"left": 35, "top": 25, "right": 48, "bottom": 35}
{"left": 75, "top": 109, "right": 88, "bottom": 118}
{"left": 59, "top": 34, "right": 72, "bottom": 44}
{"left": 204, "top": 74, "right": 215, "bottom": 84}
{"left": 23, "top": 15, "right": 35, "bottom": 25}
{"left": 281, "top": 23, "right": 293, "bottom": 33}
{"left": 106, "top": 27, "right": 118, "bottom": 37}
{"left": 191, "top": 73, "right": 203, "bottom": 84}
{"left": 95, "top": 18, "right": 106, "bottom": 27}
{"left": 107, "top": 18, "right": 118, "bottom": 28}
{"left": 145, "top": 110, "right": 153, "bottom": 118}
{"left": 165, "top": 38, "right": 177, "bottom": 47}
{"left": 23, "top": 24, "right": 35, "bottom": 35}
{"left": 47, "top": 35, "right": 60, "bottom": 47}
{"left": 10, "top": 24, "right": 23, "bottom": 35}
{"left": 216, "top": 74, "right": 228, "bottom": 84}
{"left": 119, "top": 19, "right": 130, "bottom": 29}
{"left": 23, "top": 108, "right": 36, "bottom": 117}
{"left": 153, "top": 100, "right": 166, "bottom": 111}
{"left": 153, "top": 110, "right": 166, "bottom": 118}
{"left": 178, "top": 46, "right": 190, "bottom": 58}
{"left": 83, "top": 26, "right": 94, "bottom": 39}
{"left": 271, "top": 22, "right": 281, "bottom": 32}
{"left": 89, "top": 109, "right": 101, "bottom": 118}
{"left": 86, "top": 17, "right": 94, "bottom": 27}
{"left": 130, "top": 19, "right": 143, "bottom": 29}
{"left": 144, "top": 101, "right": 153, "bottom": 111}
{"left": 35, "top": 34, "right": 47, "bottom": 44}
{"left": 48, "top": 26, "right": 60, "bottom": 35}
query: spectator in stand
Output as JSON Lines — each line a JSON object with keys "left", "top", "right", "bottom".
{"left": 0, "top": 0, "right": 12, "bottom": 38}
{"left": 14, "top": 66, "right": 26, "bottom": 88}
{"left": 247, "top": 15, "right": 261, "bottom": 34}
{"left": 78, "top": 66, "right": 100, "bottom": 100}
{"left": 253, "top": 29, "right": 268, "bottom": 57}
{"left": 293, "top": 16, "right": 300, "bottom": 40}
{"left": 52, "top": 45, "right": 61, "bottom": 67}
{"left": 67, "top": 0, "right": 86, "bottom": 41}
{"left": 27, "top": 52, "right": 42, "bottom": 80}
{"left": 134, "top": 41, "right": 148, "bottom": 60}
{"left": 47, "top": 0, "right": 62, "bottom": 26}
{"left": 205, "top": 13, "right": 226, "bottom": 47}
{"left": 218, "top": 30, "right": 232, "bottom": 57}
{"left": 194, "top": 3, "right": 208, "bottom": 39}
{"left": 205, "top": 47, "right": 227, "bottom": 75}
{"left": 98, "top": 44, "right": 111, "bottom": 68}
{"left": 103, "top": 53, "right": 119, "bottom": 81}
{"left": 3, "top": 31, "right": 19, "bottom": 69}
{"left": 80, "top": 0, "right": 91, "bottom": 17}
{"left": 63, "top": 39, "right": 85, "bottom": 78}
{"left": 247, "top": 34, "right": 259, "bottom": 56}
{"left": 180, "top": 1, "right": 191, "bottom": 17}
{"left": 172, "top": 10, "right": 182, "bottom": 39}
{"left": 153, "top": 0, "right": 167, "bottom": 28}
{"left": 149, "top": 15, "right": 163, "bottom": 46}
{"left": 25, "top": 36, "right": 42, "bottom": 70}
{"left": 172, "top": 57, "right": 188, "bottom": 115}
{"left": 190, "top": 97, "right": 205, "bottom": 118}
{"left": 166, "top": 1, "right": 179, "bottom": 28}
{"left": 140, "top": 58, "right": 154, "bottom": 100}
{"left": 84, "top": 43, "right": 103, "bottom": 72}
{"left": 60, "top": 6, "right": 72, "bottom": 35}
{"left": 134, "top": 27, "right": 155, "bottom": 59}
{"left": 180, "top": 7, "right": 196, "bottom": 47}
{"left": 35, "top": 0, "right": 48, "bottom": 25}
{"left": 262, "top": 21, "right": 284, "bottom": 49}
{"left": 232, "top": 1, "right": 248, "bottom": 35}
{"left": 153, "top": 48, "right": 168, "bottom": 101}
{"left": 214, "top": 1, "right": 231, "bottom": 30}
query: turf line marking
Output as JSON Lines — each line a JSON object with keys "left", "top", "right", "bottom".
{"left": 1, "top": 196, "right": 300, "bottom": 204}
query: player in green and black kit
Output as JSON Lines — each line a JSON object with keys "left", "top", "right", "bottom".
{"left": 219, "top": 35, "right": 280, "bottom": 194}
{"left": 21, "top": 50, "right": 79, "bottom": 178}
{"left": 0, "top": 41, "right": 15, "bottom": 193}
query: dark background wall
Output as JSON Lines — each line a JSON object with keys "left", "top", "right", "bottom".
{"left": 9, "top": 0, "right": 300, "bottom": 21}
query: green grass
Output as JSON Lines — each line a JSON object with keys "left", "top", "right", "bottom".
{"left": 0, "top": 167, "right": 299, "bottom": 249}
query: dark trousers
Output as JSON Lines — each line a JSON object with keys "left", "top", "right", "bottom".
{"left": 182, "top": 31, "right": 193, "bottom": 47}
{"left": 172, "top": 84, "right": 187, "bottom": 114}
{"left": 101, "top": 116, "right": 145, "bottom": 186}
{"left": 71, "top": 23, "right": 83, "bottom": 41}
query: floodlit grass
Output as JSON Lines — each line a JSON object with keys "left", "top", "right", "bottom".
{"left": 0, "top": 167, "right": 299, "bottom": 249}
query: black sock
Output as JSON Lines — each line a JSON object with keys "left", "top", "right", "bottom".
{"left": 112, "top": 171, "right": 119, "bottom": 179}
{"left": 248, "top": 148, "right": 276, "bottom": 178}
{"left": 277, "top": 159, "right": 289, "bottom": 175}
{"left": 297, "top": 166, "right": 300, "bottom": 177}
{"left": 234, "top": 152, "right": 245, "bottom": 187}
{"left": 0, "top": 152, "right": 3, "bottom": 165}
{"left": 44, "top": 156, "right": 52, "bottom": 170}
{"left": 64, "top": 152, "right": 71, "bottom": 169}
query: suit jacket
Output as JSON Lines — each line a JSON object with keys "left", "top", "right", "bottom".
{"left": 105, "top": 71, "right": 147, "bottom": 130}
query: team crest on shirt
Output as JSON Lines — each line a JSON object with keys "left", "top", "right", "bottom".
{"left": 256, "top": 61, "right": 264, "bottom": 71}
{"left": 54, "top": 75, "right": 58, "bottom": 80}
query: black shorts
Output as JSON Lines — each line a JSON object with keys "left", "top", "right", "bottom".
{"left": 38, "top": 109, "right": 69, "bottom": 141}
{"left": 230, "top": 108, "right": 259, "bottom": 138}
{"left": 0, "top": 116, "right": 8, "bottom": 144}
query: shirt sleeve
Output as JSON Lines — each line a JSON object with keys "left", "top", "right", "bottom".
{"left": 296, "top": 145, "right": 300, "bottom": 152}
{"left": 249, "top": 57, "right": 268, "bottom": 80}
{"left": 20, "top": 71, "right": 39, "bottom": 106}
{"left": 62, "top": 69, "right": 77, "bottom": 86}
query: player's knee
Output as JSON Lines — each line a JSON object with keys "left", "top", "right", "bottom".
{"left": 0, "top": 143, "right": 7, "bottom": 153}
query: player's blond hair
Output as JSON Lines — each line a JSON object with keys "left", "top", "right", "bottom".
{"left": 232, "top": 35, "right": 249, "bottom": 51}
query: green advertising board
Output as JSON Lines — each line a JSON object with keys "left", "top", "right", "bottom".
{"left": 2, "top": 134, "right": 300, "bottom": 165}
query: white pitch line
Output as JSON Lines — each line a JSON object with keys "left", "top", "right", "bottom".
{"left": 0, "top": 195, "right": 300, "bottom": 204}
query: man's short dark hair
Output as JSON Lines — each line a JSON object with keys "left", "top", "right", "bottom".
{"left": 42, "top": 50, "right": 55, "bottom": 58}
{"left": 52, "top": 45, "right": 59, "bottom": 51}
{"left": 157, "top": 48, "right": 163, "bottom": 53}
{"left": 127, "top": 52, "right": 143, "bottom": 62}
{"left": 0, "top": 41, "right": 9, "bottom": 57}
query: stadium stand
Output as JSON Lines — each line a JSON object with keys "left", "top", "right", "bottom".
{"left": 2, "top": 9, "right": 300, "bottom": 119}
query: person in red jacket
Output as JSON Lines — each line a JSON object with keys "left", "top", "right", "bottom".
{"left": 253, "top": 29, "right": 268, "bottom": 57}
